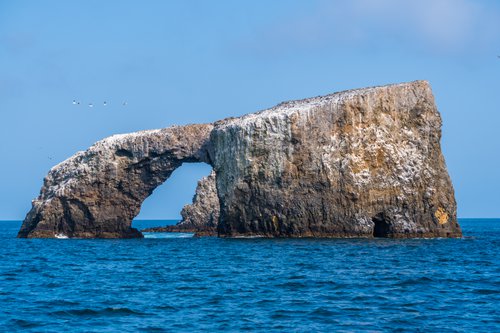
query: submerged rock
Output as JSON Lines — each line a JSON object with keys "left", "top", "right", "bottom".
{"left": 19, "top": 81, "right": 461, "bottom": 238}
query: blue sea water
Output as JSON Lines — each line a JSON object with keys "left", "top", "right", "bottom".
{"left": 0, "top": 219, "right": 498, "bottom": 332}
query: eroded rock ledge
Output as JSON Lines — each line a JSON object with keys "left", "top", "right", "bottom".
{"left": 19, "top": 81, "right": 461, "bottom": 238}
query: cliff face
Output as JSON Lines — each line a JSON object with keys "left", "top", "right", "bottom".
{"left": 210, "top": 81, "right": 460, "bottom": 238}
{"left": 18, "top": 124, "right": 213, "bottom": 238}
{"left": 19, "top": 80, "right": 461, "bottom": 239}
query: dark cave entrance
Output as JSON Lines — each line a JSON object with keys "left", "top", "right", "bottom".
{"left": 372, "top": 213, "right": 391, "bottom": 238}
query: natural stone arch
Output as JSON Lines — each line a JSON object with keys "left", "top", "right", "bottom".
{"left": 19, "top": 81, "right": 463, "bottom": 239}
{"left": 18, "top": 124, "right": 213, "bottom": 238}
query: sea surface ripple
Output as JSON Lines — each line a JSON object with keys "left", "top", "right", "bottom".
{"left": 0, "top": 219, "right": 498, "bottom": 332}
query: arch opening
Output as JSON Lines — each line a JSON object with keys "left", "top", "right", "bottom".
{"left": 132, "top": 162, "right": 213, "bottom": 231}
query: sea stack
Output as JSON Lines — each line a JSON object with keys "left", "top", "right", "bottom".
{"left": 211, "top": 81, "right": 460, "bottom": 238}
{"left": 19, "top": 80, "right": 461, "bottom": 238}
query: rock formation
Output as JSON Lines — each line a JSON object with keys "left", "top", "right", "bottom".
{"left": 19, "top": 80, "right": 461, "bottom": 239}
{"left": 142, "top": 170, "right": 219, "bottom": 236}
{"left": 18, "top": 124, "right": 213, "bottom": 238}
{"left": 210, "top": 81, "right": 460, "bottom": 238}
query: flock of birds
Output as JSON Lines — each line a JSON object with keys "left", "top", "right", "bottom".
{"left": 51, "top": 99, "right": 127, "bottom": 159}
{"left": 61, "top": 58, "right": 499, "bottom": 157}
{"left": 72, "top": 100, "right": 127, "bottom": 107}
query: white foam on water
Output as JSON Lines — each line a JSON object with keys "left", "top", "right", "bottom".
{"left": 143, "top": 232, "right": 194, "bottom": 239}
{"left": 55, "top": 233, "right": 69, "bottom": 239}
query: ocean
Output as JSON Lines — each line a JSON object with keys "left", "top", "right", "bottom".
{"left": 0, "top": 219, "right": 498, "bottom": 332}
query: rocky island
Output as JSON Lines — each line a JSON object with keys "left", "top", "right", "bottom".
{"left": 18, "top": 80, "right": 462, "bottom": 239}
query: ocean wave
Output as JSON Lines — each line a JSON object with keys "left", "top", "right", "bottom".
{"left": 49, "top": 307, "right": 146, "bottom": 317}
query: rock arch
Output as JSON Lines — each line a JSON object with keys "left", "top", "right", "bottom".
{"left": 19, "top": 81, "right": 463, "bottom": 239}
{"left": 18, "top": 124, "right": 213, "bottom": 238}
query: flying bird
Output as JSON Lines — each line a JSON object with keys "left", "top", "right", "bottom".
{"left": 122, "top": 101, "right": 127, "bottom": 106}
{"left": 103, "top": 101, "right": 107, "bottom": 106}
{"left": 88, "top": 103, "right": 94, "bottom": 108}
{"left": 72, "top": 100, "right": 77, "bottom": 105}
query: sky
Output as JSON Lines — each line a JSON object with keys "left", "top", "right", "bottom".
{"left": 0, "top": 0, "right": 499, "bottom": 220}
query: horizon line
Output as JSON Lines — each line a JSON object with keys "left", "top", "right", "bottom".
{"left": 0, "top": 217, "right": 499, "bottom": 222}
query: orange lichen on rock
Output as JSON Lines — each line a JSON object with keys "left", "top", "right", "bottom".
{"left": 435, "top": 207, "right": 449, "bottom": 225}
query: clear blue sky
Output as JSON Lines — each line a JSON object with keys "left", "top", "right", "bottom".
{"left": 1, "top": 0, "right": 499, "bottom": 220}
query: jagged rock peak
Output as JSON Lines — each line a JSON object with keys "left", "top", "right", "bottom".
{"left": 179, "top": 170, "right": 219, "bottom": 233}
